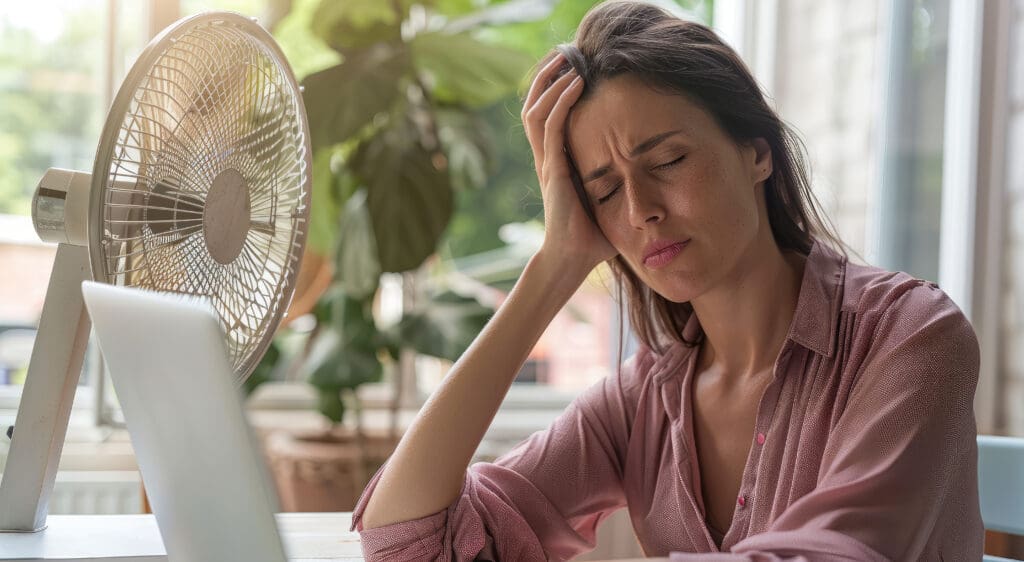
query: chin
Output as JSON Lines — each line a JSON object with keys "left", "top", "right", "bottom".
{"left": 656, "top": 290, "right": 698, "bottom": 304}
{"left": 646, "top": 276, "right": 704, "bottom": 304}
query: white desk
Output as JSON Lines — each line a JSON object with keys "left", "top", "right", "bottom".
{"left": 0, "top": 513, "right": 652, "bottom": 562}
{"left": 0, "top": 513, "right": 364, "bottom": 561}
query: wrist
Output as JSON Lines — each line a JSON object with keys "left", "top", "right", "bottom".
{"left": 527, "top": 250, "right": 591, "bottom": 293}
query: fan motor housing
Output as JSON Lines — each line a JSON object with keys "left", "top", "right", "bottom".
{"left": 32, "top": 168, "right": 92, "bottom": 246}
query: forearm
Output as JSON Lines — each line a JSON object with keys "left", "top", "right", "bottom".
{"left": 360, "top": 252, "right": 589, "bottom": 529}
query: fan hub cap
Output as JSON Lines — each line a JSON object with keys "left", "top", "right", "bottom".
{"left": 203, "top": 168, "right": 251, "bottom": 265}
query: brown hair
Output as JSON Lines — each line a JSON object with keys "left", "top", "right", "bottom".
{"left": 526, "top": 0, "right": 850, "bottom": 355}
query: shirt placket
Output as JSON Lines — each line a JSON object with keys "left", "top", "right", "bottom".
{"left": 722, "top": 342, "right": 794, "bottom": 550}
{"left": 670, "top": 349, "right": 719, "bottom": 552}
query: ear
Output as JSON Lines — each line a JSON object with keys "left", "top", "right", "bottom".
{"left": 749, "top": 137, "right": 773, "bottom": 184}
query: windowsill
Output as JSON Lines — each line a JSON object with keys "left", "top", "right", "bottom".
{"left": 246, "top": 381, "right": 575, "bottom": 445}
{"left": 0, "top": 381, "right": 578, "bottom": 472}
{"left": 246, "top": 380, "right": 579, "bottom": 411}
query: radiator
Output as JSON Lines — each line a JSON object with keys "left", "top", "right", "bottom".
{"left": 48, "top": 471, "right": 142, "bottom": 515}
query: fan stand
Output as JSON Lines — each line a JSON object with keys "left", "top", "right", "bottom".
{"left": 0, "top": 244, "right": 92, "bottom": 532}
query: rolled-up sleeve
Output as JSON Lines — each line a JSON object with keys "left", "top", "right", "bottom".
{"left": 349, "top": 349, "right": 652, "bottom": 561}
{"left": 668, "top": 283, "right": 983, "bottom": 561}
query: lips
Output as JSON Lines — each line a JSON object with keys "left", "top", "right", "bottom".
{"left": 643, "top": 238, "right": 689, "bottom": 261}
{"left": 642, "top": 239, "right": 690, "bottom": 268}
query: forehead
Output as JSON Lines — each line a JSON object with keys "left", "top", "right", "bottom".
{"left": 567, "top": 75, "right": 716, "bottom": 159}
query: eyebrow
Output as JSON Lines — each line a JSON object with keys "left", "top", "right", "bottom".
{"left": 580, "top": 129, "right": 685, "bottom": 183}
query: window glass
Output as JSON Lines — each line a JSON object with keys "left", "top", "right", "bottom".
{"left": 0, "top": 0, "right": 148, "bottom": 469}
{"left": 878, "top": 0, "right": 949, "bottom": 281}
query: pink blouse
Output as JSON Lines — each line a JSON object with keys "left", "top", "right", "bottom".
{"left": 350, "top": 240, "right": 983, "bottom": 561}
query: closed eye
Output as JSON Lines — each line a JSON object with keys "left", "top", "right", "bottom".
{"left": 655, "top": 155, "right": 685, "bottom": 170}
{"left": 596, "top": 183, "right": 621, "bottom": 205}
{"left": 596, "top": 155, "right": 686, "bottom": 205}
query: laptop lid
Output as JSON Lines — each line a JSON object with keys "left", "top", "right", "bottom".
{"left": 81, "top": 280, "right": 287, "bottom": 562}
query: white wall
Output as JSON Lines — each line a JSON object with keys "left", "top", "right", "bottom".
{"left": 772, "top": 0, "right": 881, "bottom": 259}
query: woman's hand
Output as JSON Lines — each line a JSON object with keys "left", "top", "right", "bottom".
{"left": 522, "top": 53, "right": 617, "bottom": 274}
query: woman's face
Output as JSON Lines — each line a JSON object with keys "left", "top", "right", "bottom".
{"left": 566, "top": 74, "right": 773, "bottom": 303}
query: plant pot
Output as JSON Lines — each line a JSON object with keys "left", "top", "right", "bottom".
{"left": 265, "top": 427, "right": 366, "bottom": 512}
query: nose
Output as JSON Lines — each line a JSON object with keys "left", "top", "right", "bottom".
{"left": 624, "top": 180, "right": 665, "bottom": 229}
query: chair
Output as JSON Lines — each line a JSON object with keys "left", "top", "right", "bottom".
{"left": 978, "top": 435, "right": 1024, "bottom": 562}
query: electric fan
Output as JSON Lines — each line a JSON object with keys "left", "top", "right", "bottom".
{"left": 0, "top": 12, "right": 311, "bottom": 532}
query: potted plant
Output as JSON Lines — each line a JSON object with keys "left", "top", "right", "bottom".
{"left": 260, "top": 0, "right": 546, "bottom": 511}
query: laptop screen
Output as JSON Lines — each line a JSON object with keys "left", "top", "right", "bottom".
{"left": 82, "top": 281, "right": 287, "bottom": 562}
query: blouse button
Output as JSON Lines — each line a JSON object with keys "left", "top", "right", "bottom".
{"left": 737, "top": 495, "right": 746, "bottom": 508}
{"left": 756, "top": 432, "right": 766, "bottom": 445}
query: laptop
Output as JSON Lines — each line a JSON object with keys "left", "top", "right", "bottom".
{"left": 81, "top": 280, "right": 288, "bottom": 562}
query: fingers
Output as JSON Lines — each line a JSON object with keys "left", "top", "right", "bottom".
{"left": 523, "top": 52, "right": 566, "bottom": 112}
{"left": 523, "top": 67, "right": 584, "bottom": 181}
{"left": 525, "top": 70, "right": 577, "bottom": 169}
{"left": 540, "top": 74, "right": 584, "bottom": 178}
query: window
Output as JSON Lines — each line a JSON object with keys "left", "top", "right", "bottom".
{"left": 0, "top": 1, "right": 149, "bottom": 463}
{"left": 875, "top": 0, "right": 950, "bottom": 282}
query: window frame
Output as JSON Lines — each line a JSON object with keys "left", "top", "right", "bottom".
{"left": 713, "top": 0, "right": 779, "bottom": 96}
{"left": 730, "top": 0, "right": 1005, "bottom": 432}
{"left": 871, "top": 0, "right": 1007, "bottom": 434}
{"left": 951, "top": 0, "right": 1011, "bottom": 435}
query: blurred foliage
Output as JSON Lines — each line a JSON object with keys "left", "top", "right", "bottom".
{"left": 242, "top": 337, "right": 281, "bottom": 397}
{"left": 268, "top": 0, "right": 557, "bottom": 424}
{"left": 0, "top": 5, "right": 107, "bottom": 215}
{"left": 258, "top": 0, "right": 713, "bottom": 424}
{"left": 0, "top": 0, "right": 709, "bottom": 425}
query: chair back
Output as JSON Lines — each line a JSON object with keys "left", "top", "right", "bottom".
{"left": 978, "top": 435, "right": 1024, "bottom": 562}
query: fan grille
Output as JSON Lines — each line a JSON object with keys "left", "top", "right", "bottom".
{"left": 93, "top": 14, "right": 310, "bottom": 381}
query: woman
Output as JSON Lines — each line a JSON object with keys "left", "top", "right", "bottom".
{"left": 351, "top": 1, "right": 983, "bottom": 560}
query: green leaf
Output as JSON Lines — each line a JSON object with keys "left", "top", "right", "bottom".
{"left": 334, "top": 188, "right": 382, "bottom": 299}
{"left": 332, "top": 292, "right": 378, "bottom": 348}
{"left": 351, "top": 116, "right": 453, "bottom": 273}
{"left": 311, "top": 0, "right": 402, "bottom": 52}
{"left": 430, "top": 0, "right": 478, "bottom": 17}
{"left": 441, "top": 0, "right": 556, "bottom": 33}
{"left": 270, "top": 0, "right": 341, "bottom": 80}
{"left": 473, "top": 0, "right": 602, "bottom": 60}
{"left": 411, "top": 31, "right": 534, "bottom": 108}
{"left": 243, "top": 337, "right": 282, "bottom": 397}
{"left": 315, "top": 385, "right": 346, "bottom": 424}
{"left": 307, "top": 148, "right": 341, "bottom": 254}
{"left": 435, "top": 107, "right": 495, "bottom": 191}
{"left": 398, "top": 290, "right": 493, "bottom": 361}
{"left": 301, "top": 46, "right": 409, "bottom": 151}
{"left": 303, "top": 323, "right": 384, "bottom": 395}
